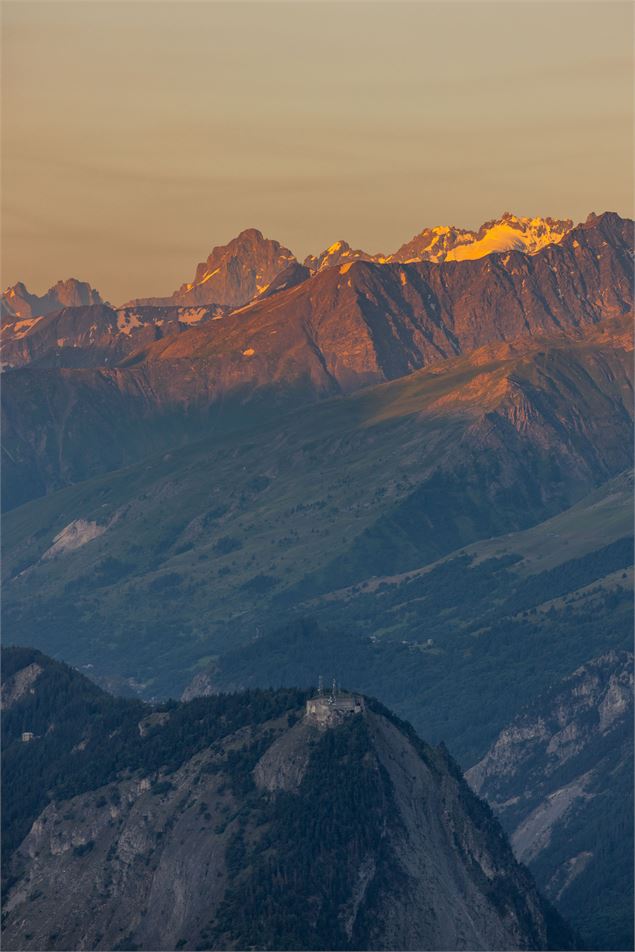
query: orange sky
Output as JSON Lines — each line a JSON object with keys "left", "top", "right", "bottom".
{"left": 3, "top": 0, "right": 633, "bottom": 304}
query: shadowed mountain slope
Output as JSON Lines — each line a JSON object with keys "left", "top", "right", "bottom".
{"left": 125, "top": 212, "right": 632, "bottom": 390}
{"left": 1, "top": 279, "right": 104, "bottom": 321}
{"left": 2, "top": 213, "right": 631, "bottom": 510}
{"left": 0, "top": 303, "right": 230, "bottom": 370}
{"left": 467, "top": 651, "right": 634, "bottom": 951}
{"left": 2, "top": 322, "right": 632, "bottom": 699}
{"left": 1, "top": 648, "right": 578, "bottom": 952}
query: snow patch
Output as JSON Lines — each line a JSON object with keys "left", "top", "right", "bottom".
{"left": 7, "top": 317, "right": 44, "bottom": 339}
{"left": 446, "top": 220, "right": 568, "bottom": 263}
{"left": 197, "top": 267, "right": 221, "bottom": 286}
{"left": 116, "top": 311, "right": 143, "bottom": 335}
{"left": 178, "top": 308, "right": 208, "bottom": 325}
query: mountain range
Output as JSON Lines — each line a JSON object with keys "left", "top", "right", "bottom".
{"left": 1, "top": 208, "right": 633, "bottom": 949}
{"left": 1, "top": 212, "right": 631, "bottom": 511}
{"left": 1, "top": 211, "right": 580, "bottom": 318}
{"left": 1, "top": 279, "right": 105, "bottom": 321}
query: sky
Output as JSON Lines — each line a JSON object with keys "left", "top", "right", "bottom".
{"left": 3, "top": 0, "right": 633, "bottom": 304}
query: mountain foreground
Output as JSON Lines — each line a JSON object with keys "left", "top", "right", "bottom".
{"left": 1, "top": 647, "right": 577, "bottom": 951}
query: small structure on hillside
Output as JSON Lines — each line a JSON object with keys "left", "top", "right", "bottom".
{"left": 305, "top": 677, "right": 365, "bottom": 727}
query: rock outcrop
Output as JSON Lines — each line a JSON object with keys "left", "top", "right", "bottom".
{"left": 1, "top": 279, "right": 104, "bottom": 321}
{"left": 125, "top": 229, "right": 297, "bottom": 309}
{"left": 1, "top": 649, "right": 578, "bottom": 951}
{"left": 467, "top": 651, "right": 634, "bottom": 950}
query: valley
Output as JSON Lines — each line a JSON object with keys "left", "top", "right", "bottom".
{"left": 1, "top": 209, "right": 633, "bottom": 951}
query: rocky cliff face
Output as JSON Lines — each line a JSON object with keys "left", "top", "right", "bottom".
{"left": 467, "top": 651, "right": 634, "bottom": 950}
{"left": 127, "top": 212, "right": 631, "bottom": 393}
{"left": 6, "top": 214, "right": 629, "bottom": 379}
{"left": 0, "top": 302, "right": 229, "bottom": 369}
{"left": 125, "top": 228, "right": 297, "bottom": 308}
{"left": 1, "top": 279, "right": 104, "bottom": 321}
{"left": 304, "top": 239, "right": 382, "bottom": 271}
{"left": 1, "top": 649, "right": 577, "bottom": 951}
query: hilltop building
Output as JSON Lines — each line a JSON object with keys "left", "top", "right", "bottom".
{"left": 305, "top": 678, "right": 365, "bottom": 727}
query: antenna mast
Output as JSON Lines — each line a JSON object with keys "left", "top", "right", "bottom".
{"left": 318, "top": 675, "right": 324, "bottom": 696}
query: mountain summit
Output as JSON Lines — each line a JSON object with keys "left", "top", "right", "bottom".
{"left": 126, "top": 229, "right": 297, "bottom": 309}
{"left": 1, "top": 648, "right": 578, "bottom": 951}
{"left": 304, "top": 239, "right": 381, "bottom": 272}
{"left": 389, "top": 213, "right": 574, "bottom": 263}
{"left": 301, "top": 214, "right": 575, "bottom": 275}
{"left": 0, "top": 279, "right": 104, "bottom": 321}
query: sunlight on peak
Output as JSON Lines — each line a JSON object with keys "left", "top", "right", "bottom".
{"left": 446, "top": 221, "right": 569, "bottom": 262}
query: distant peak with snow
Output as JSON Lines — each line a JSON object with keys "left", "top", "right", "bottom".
{"left": 304, "top": 240, "right": 382, "bottom": 272}
{"left": 390, "top": 214, "right": 574, "bottom": 264}
{"left": 303, "top": 214, "right": 575, "bottom": 275}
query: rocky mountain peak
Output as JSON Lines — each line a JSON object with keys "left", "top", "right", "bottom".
{"left": 1, "top": 278, "right": 104, "bottom": 321}
{"left": 49, "top": 278, "right": 103, "bottom": 307}
{"left": 125, "top": 229, "right": 298, "bottom": 309}
{"left": 1, "top": 651, "right": 579, "bottom": 951}
{"left": 304, "top": 238, "right": 381, "bottom": 272}
{"left": 390, "top": 213, "right": 574, "bottom": 264}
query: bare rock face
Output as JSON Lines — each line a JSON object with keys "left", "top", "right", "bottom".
{"left": 254, "top": 695, "right": 366, "bottom": 792}
{"left": 2, "top": 650, "right": 578, "bottom": 951}
{"left": 114, "top": 212, "right": 635, "bottom": 395}
{"left": 0, "top": 662, "right": 43, "bottom": 711}
{"left": 1, "top": 279, "right": 104, "bottom": 321}
{"left": 304, "top": 239, "right": 382, "bottom": 271}
{"left": 180, "top": 671, "right": 217, "bottom": 702}
{"left": 467, "top": 651, "right": 634, "bottom": 951}
{"left": 253, "top": 716, "right": 318, "bottom": 792}
{"left": 125, "top": 229, "right": 298, "bottom": 308}
{"left": 3, "top": 750, "right": 234, "bottom": 952}
{"left": 0, "top": 302, "right": 230, "bottom": 369}
{"left": 41, "top": 519, "right": 106, "bottom": 560}
{"left": 254, "top": 260, "right": 311, "bottom": 299}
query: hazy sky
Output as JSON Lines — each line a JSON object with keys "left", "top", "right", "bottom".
{"left": 3, "top": 0, "right": 633, "bottom": 303}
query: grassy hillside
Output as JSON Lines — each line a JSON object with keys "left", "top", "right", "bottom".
{"left": 3, "top": 331, "right": 633, "bottom": 710}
